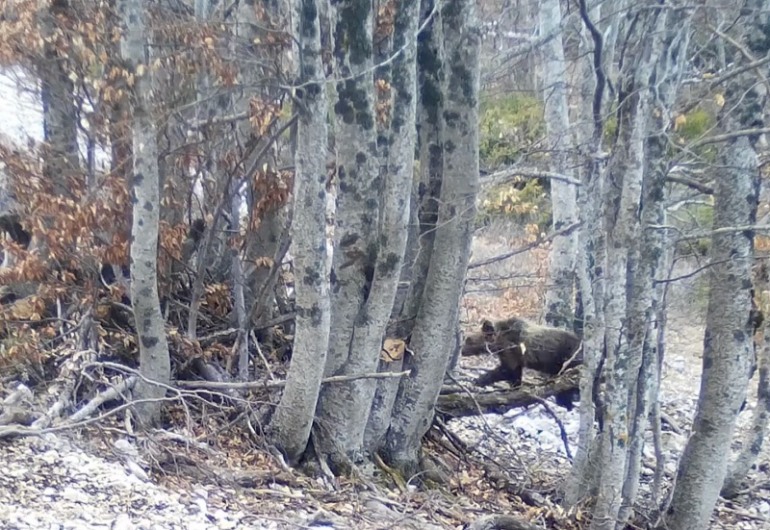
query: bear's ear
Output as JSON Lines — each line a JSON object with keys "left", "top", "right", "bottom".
{"left": 481, "top": 320, "right": 495, "bottom": 341}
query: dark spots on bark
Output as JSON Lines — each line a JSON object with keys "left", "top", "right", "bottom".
{"left": 303, "top": 266, "right": 321, "bottom": 286}
{"left": 335, "top": 79, "right": 374, "bottom": 130}
{"left": 332, "top": 0, "right": 372, "bottom": 66}
{"left": 141, "top": 336, "right": 159, "bottom": 349}
{"left": 449, "top": 63, "right": 476, "bottom": 104}
{"left": 318, "top": 189, "right": 326, "bottom": 200}
{"left": 340, "top": 233, "right": 359, "bottom": 247}
{"left": 742, "top": 278, "right": 753, "bottom": 290}
{"left": 381, "top": 252, "right": 401, "bottom": 275}
{"left": 443, "top": 111, "right": 460, "bottom": 127}
{"left": 733, "top": 329, "right": 747, "bottom": 343}
{"left": 355, "top": 152, "right": 367, "bottom": 164}
{"left": 699, "top": 418, "right": 716, "bottom": 436}
{"left": 444, "top": 140, "right": 455, "bottom": 153}
{"left": 143, "top": 200, "right": 153, "bottom": 212}
{"left": 132, "top": 172, "right": 144, "bottom": 187}
{"left": 138, "top": 219, "right": 144, "bottom": 227}
{"left": 140, "top": 287, "right": 151, "bottom": 298}
{"left": 330, "top": 268, "right": 338, "bottom": 290}
{"left": 318, "top": 173, "right": 327, "bottom": 184}
{"left": 309, "top": 303, "right": 323, "bottom": 326}
{"left": 441, "top": 0, "right": 462, "bottom": 28}
{"left": 365, "top": 198, "right": 378, "bottom": 210}
{"left": 304, "top": 192, "right": 313, "bottom": 209}
{"left": 357, "top": 306, "right": 371, "bottom": 326}
{"left": 305, "top": 83, "right": 321, "bottom": 99}
{"left": 299, "top": 0, "right": 318, "bottom": 40}
{"left": 703, "top": 354, "right": 713, "bottom": 371}
{"left": 142, "top": 318, "right": 152, "bottom": 330}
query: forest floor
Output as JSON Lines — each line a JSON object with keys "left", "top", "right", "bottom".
{"left": 1, "top": 228, "right": 769, "bottom": 530}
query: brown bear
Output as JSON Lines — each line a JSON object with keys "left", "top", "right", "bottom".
{"left": 462, "top": 317, "right": 583, "bottom": 410}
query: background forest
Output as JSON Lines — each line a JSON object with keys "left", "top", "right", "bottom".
{"left": 0, "top": 0, "right": 769, "bottom": 529}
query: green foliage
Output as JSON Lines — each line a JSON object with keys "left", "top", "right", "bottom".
{"left": 479, "top": 95, "right": 545, "bottom": 167}
{"left": 675, "top": 108, "right": 713, "bottom": 140}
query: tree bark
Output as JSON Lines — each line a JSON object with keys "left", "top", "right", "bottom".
{"left": 539, "top": 0, "right": 578, "bottom": 330}
{"left": 665, "top": 8, "right": 766, "bottom": 523}
{"left": 117, "top": 0, "right": 171, "bottom": 427}
{"left": 269, "top": 0, "right": 331, "bottom": 464}
{"left": 618, "top": 11, "right": 690, "bottom": 523}
{"left": 389, "top": 0, "right": 444, "bottom": 341}
{"left": 38, "top": 0, "right": 79, "bottom": 197}
{"left": 314, "top": 0, "right": 389, "bottom": 467}
{"left": 362, "top": 0, "right": 420, "bottom": 453}
{"left": 383, "top": 0, "right": 480, "bottom": 474}
{"left": 563, "top": 0, "right": 607, "bottom": 506}
{"left": 722, "top": 307, "right": 770, "bottom": 498}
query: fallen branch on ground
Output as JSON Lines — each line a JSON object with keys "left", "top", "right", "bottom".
{"left": 175, "top": 370, "right": 411, "bottom": 390}
{"left": 437, "top": 368, "right": 580, "bottom": 418}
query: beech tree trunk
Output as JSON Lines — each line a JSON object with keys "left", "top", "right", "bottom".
{"left": 389, "top": 0, "right": 444, "bottom": 341}
{"left": 383, "top": 0, "right": 480, "bottom": 473}
{"left": 117, "top": 0, "right": 171, "bottom": 427}
{"left": 618, "top": 12, "right": 690, "bottom": 523}
{"left": 665, "top": 8, "right": 766, "bottom": 523}
{"left": 563, "top": 0, "right": 607, "bottom": 505}
{"left": 362, "top": 0, "right": 420, "bottom": 452}
{"left": 315, "top": 0, "right": 409, "bottom": 468}
{"left": 269, "top": 0, "right": 331, "bottom": 463}
{"left": 722, "top": 301, "right": 770, "bottom": 498}
{"left": 539, "top": 0, "right": 578, "bottom": 330}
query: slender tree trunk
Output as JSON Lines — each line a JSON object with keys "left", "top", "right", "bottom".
{"left": 618, "top": 14, "right": 691, "bottom": 523}
{"left": 362, "top": 0, "right": 420, "bottom": 453}
{"left": 563, "top": 0, "right": 607, "bottom": 505}
{"left": 539, "top": 0, "right": 578, "bottom": 330}
{"left": 722, "top": 303, "right": 770, "bottom": 497}
{"left": 269, "top": 0, "right": 331, "bottom": 464}
{"left": 390, "top": 0, "right": 444, "bottom": 341}
{"left": 314, "top": 0, "right": 385, "bottom": 467}
{"left": 38, "top": 0, "right": 79, "bottom": 196}
{"left": 117, "top": 0, "right": 171, "bottom": 427}
{"left": 383, "top": 0, "right": 480, "bottom": 474}
{"left": 665, "top": 42, "right": 765, "bottom": 530}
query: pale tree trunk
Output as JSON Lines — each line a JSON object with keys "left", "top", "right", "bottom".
{"left": 539, "top": 0, "right": 577, "bottom": 330}
{"left": 314, "top": 0, "right": 383, "bottom": 467}
{"left": 590, "top": 35, "right": 652, "bottom": 530}
{"left": 563, "top": 0, "right": 607, "bottom": 505}
{"left": 269, "top": 0, "right": 330, "bottom": 464}
{"left": 362, "top": 0, "right": 420, "bottom": 452}
{"left": 665, "top": 10, "right": 766, "bottom": 524}
{"left": 618, "top": 14, "right": 691, "bottom": 524}
{"left": 390, "top": 0, "right": 444, "bottom": 340}
{"left": 722, "top": 300, "right": 770, "bottom": 497}
{"left": 117, "top": 0, "right": 171, "bottom": 427}
{"left": 383, "top": 0, "right": 480, "bottom": 473}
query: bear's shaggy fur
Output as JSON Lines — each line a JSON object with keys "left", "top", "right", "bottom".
{"left": 462, "top": 317, "right": 583, "bottom": 409}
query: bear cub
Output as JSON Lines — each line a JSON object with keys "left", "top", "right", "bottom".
{"left": 463, "top": 317, "right": 582, "bottom": 410}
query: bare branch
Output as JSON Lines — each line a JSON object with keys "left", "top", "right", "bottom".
{"left": 468, "top": 222, "right": 581, "bottom": 270}
{"left": 481, "top": 167, "right": 582, "bottom": 188}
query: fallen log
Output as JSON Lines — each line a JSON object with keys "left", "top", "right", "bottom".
{"left": 437, "top": 368, "right": 580, "bottom": 418}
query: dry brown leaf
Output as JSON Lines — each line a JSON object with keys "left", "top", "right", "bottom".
{"left": 381, "top": 338, "right": 406, "bottom": 361}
